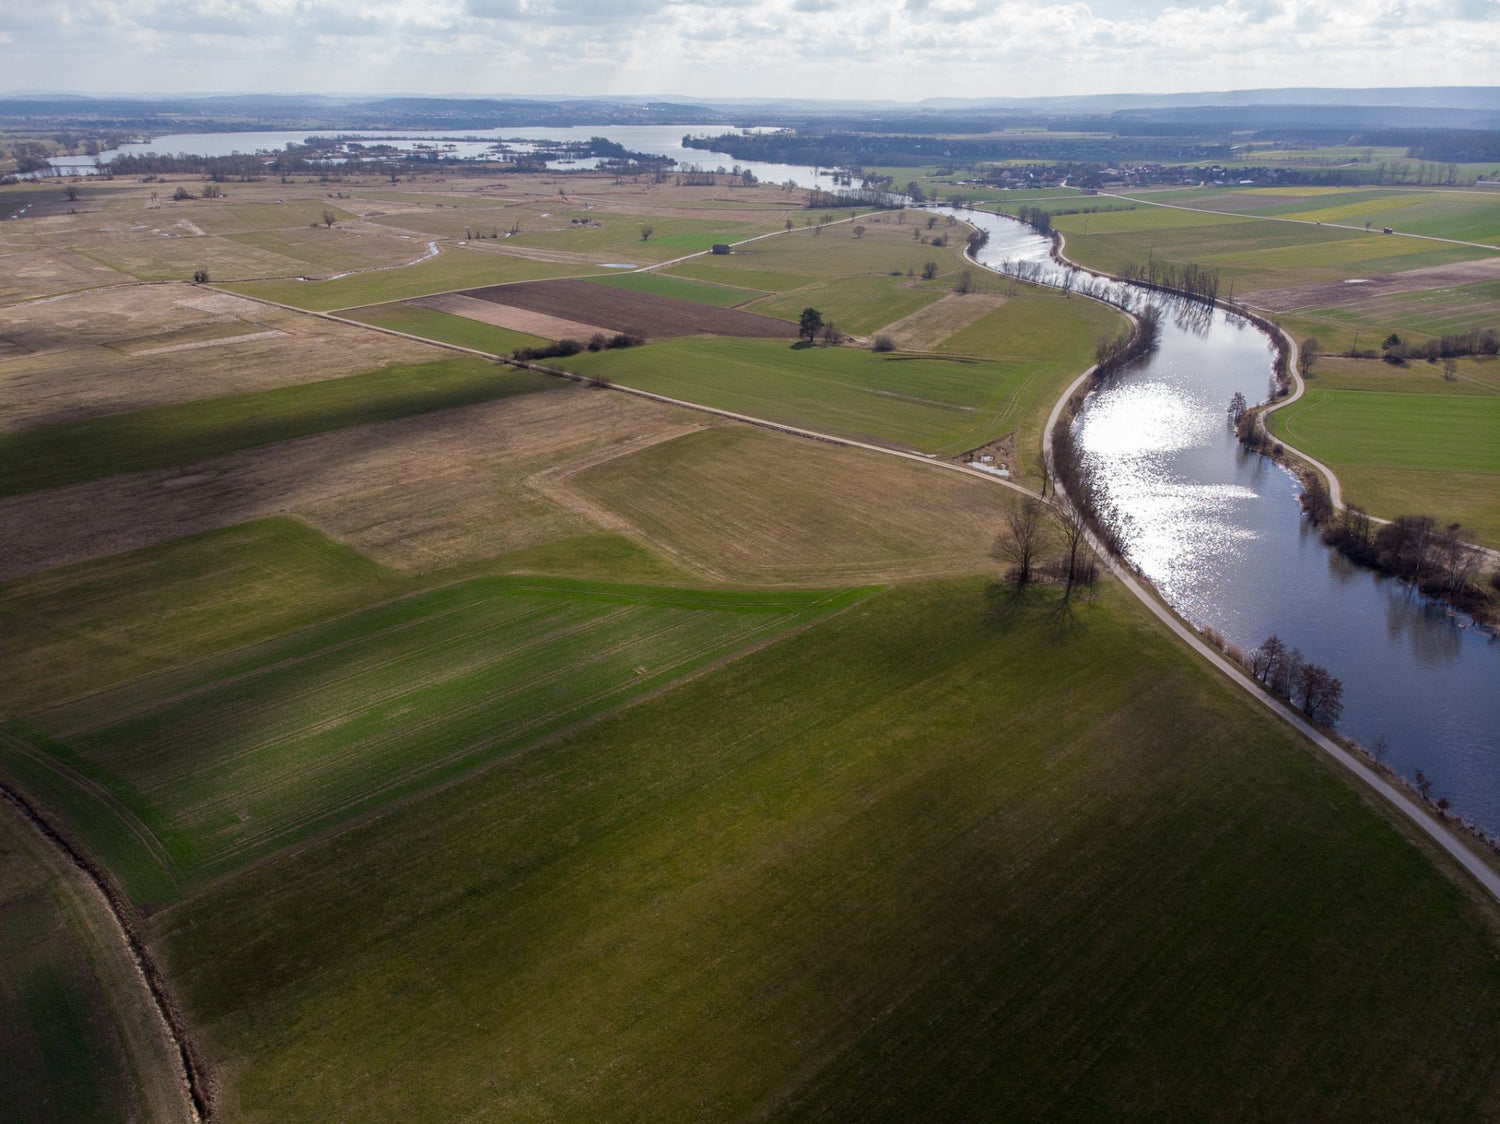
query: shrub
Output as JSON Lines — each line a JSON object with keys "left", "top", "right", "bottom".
{"left": 172, "top": 186, "right": 192, "bottom": 201}
{"left": 872, "top": 334, "right": 896, "bottom": 353}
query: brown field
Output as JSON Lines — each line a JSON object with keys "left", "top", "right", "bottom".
{"left": 0, "top": 248, "right": 134, "bottom": 303}
{"left": 0, "top": 382, "right": 703, "bottom": 580}
{"left": 879, "top": 293, "right": 1009, "bottom": 350}
{"left": 409, "top": 292, "right": 608, "bottom": 341}
{"left": 0, "top": 284, "right": 437, "bottom": 430}
{"left": 1244, "top": 255, "right": 1500, "bottom": 311}
{"left": 463, "top": 278, "right": 798, "bottom": 339}
{"left": 565, "top": 425, "right": 1014, "bottom": 585}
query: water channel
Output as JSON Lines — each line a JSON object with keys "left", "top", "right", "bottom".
{"left": 21, "top": 125, "right": 1499, "bottom": 830}
{"left": 955, "top": 207, "right": 1499, "bottom": 831}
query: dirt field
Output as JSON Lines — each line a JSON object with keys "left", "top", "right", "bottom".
{"left": 0, "top": 283, "right": 436, "bottom": 430}
{"left": 565, "top": 425, "right": 1013, "bottom": 585}
{"left": 0, "top": 384, "right": 708, "bottom": 579}
{"left": 879, "top": 293, "right": 1009, "bottom": 350}
{"left": 463, "top": 278, "right": 799, "bottom": 339}
{"left": 1244, "top": 255, "right": 1500, "bottom": 311}
{"left": 409, "top": 292, "right": 608, "bottom": 342}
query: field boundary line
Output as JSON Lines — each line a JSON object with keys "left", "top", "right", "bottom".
{"left": 1096, "top": 189, "right": 1500, "bottom": 252}
{"left": 0, "top": 780, "right": 210, "bottom": 1122}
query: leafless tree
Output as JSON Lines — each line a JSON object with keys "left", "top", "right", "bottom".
{"left": 1249, "top": 634, "right": 1286, "bottom": 685}
{"left": 1050, "top": 501, "right": 1096, "bottom": 599}
{"left": 852, "top": 224, "right": 867, "bottom": 239}
{"left": 995, "top": 496, "right": 1049, "bottom": 586}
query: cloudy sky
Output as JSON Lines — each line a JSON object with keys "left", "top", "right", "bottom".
{"left": 3, "top": 0, "right": 1498, "bottom": 101}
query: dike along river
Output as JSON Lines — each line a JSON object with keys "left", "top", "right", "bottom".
{"left": 951, "top": 206, "right": 1500, "bottom": 832}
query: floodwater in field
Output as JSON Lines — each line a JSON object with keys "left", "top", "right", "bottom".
{"left": 957, "top": 207, "right": 1500, "bottom": 832}
{"left": 35, "top": 125, "right": 850, "bottom": 193}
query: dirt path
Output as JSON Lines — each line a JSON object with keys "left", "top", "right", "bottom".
{"left": 0, "top": 783, "right": 208, "bottom": 1121}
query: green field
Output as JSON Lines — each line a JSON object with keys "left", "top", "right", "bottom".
{"left": 0, "top": 800, "right": 189, "bottom": 1123}
{"left": 557, "top": 309, "right": 1116, "bottom": 462}
{"left": 2, "top": 575, "right": 862, "bottom": 905}
{"left": 0, "top": 357, "right": 552, "bottom": 497}
{"left": 1269, "top": 383, "right": 1500, "bottom": 543}
{"left": 336, "top": 301, "right": 548, "bottom": 353}
{"left": 1049, "top": 204, "right": 1494, "bottom": 294}
{"left": 587, "top": 270, "right": 766, "bottom": 308}
{"left": 745, "top": 273, "right": 949, "bottom": 334}
{"left": 223, "top": 247, "right": 586, "bottom": 311}
{"left": 1126, "top": 186, "right": 1500, "bottom": 246}
{"left": 145, "top": 578, "right": 1500, "bottom": 1120}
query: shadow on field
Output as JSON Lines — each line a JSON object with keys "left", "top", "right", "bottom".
{"left": 984, "top": 579, "right": 1090, "bottom": 638}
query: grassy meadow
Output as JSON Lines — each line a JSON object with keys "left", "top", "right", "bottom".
{"left": 2, "top": 571, "right": 862, "bottom": 905}
{"left": 1269, "top": 362, "right": 1500, "bottom": 543}
{"left": 557, "top": 293, "right": 1119, "bottom": 464}
{"left": 146, "top": 577, "right": 1500, "bottom": 1121}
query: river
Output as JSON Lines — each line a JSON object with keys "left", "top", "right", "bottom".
{"left": 955, "top": 207, "right": 1500, "bottom": 831}
{"left": 24, "top": 126, "right": 1500, "bottom": 830}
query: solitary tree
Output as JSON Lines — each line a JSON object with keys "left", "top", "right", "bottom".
{"left": 954, "top": 270, "right": 974, "bottom": 295}
{"left": 322, "top": 208, "right": 337, "bottom": 228}
{"left": 798, "top": 307, "right": 824, "bottom": 342}
{"left": 921, "top": 261, "right": 939, "bottom": 281}
{"left": 640, "top": 225, "right": 654, "bottom": 241}
{"left": 1299, "top": 337, "right": 1320, "bottom": 375}
{"left": 852, "top": 224, "right": 867, "bottom": 239}
{"left": 995, "top": 496, "right": 1048, "bottom": 586}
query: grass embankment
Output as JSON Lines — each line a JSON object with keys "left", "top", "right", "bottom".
{"left": 2, "top": 571, "right": 861, "bottom": 906}
{"left": 557, "top": 294, "right": 1118, "bottom": 464}
{"left": 1269, "top": 359, "right": 1500, "bottom": 544}
{"left": 337, "top": 301, "right": 548, "bottom": 353}
{"left": 146, "top": 577, "right": 1500, "bottom": 1121}
{"left": 0, "top": 357, "right": 552, "bottom": 497}
{"left": 0, "top": 799, "right": 190, "bottom": 1123}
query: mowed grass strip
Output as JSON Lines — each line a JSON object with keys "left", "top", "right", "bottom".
{"left": 151, "top": 579, "right": 1500, "bottom": 1121}
{"left": 0, "top": 357, "right": 552, "bottom": 497}
{"left": 337, "top": 301, "right": 548, "bottom": 354}
{"left": 4, "top": 578, "right": 862, "bottom": 905}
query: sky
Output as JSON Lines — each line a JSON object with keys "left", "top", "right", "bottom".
{"left": 2, "top": 0, "right": 1498, "bottom": 102}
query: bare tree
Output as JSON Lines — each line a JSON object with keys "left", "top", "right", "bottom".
{"left": 1050, "top": 501, "right": 1096, "bottom": 599}
{"left": 995, "top": 496, "right": 1048, "bottom": 586}
{"left": 640, "top": 225, "right": 654, "bottom": 241}
{"left": 1249, "top": 634, "right": 1286, "bottom": 685}
{"left": 1294, "top": 662, "right": 1344, "bottom": 725}
{"left": 322, "top": 208, "right": 336, "bottom": 228}
{"left": 954, "top": 270, "right": 974, "bottom": 295}
{"left": 852, "top": 224, "right": 867, "bottom": 239}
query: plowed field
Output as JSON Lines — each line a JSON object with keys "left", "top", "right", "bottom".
{"left": 461, "top": 278, "right": 798, "bottom": 339}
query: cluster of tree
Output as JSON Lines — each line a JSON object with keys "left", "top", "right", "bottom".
{"left": 1244, "top": 635, "right": 1344, "bottom": 726}
{"left": 803, "top": 187, "right": 898, "bottom": 209}
{"left": 1380, "top": 329, "right": 1498, "bottom": 364}
{"left": 994, "top": 495, "right": 1100, "bottom": 600}
{"left": 1353, "top": 128, "right": 1500, "bottom": 165}
{"left": 512, "top": 332, "right": 644, "bottom": 363}
{"left": 681, "top": 131, "right": 1235, "bottom": 168}
{"left": 1322, "top": 511, "right": 1488, "bottom": 604}
{"left": 796, "top": 307, "right": 845, "bottom": 345}
{"left": 1093, "top": 304, "right": 1164, "bottom": 378}
{"left": 1117, "top": 258, "right": 1219, "bottom": 304}
{"left": 1011, "top": 205, "right": 1052, "bottom": 234}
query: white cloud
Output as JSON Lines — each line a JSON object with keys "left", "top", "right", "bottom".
{"left": 0, "top": 0, "right": 1496, "bottom": 99}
